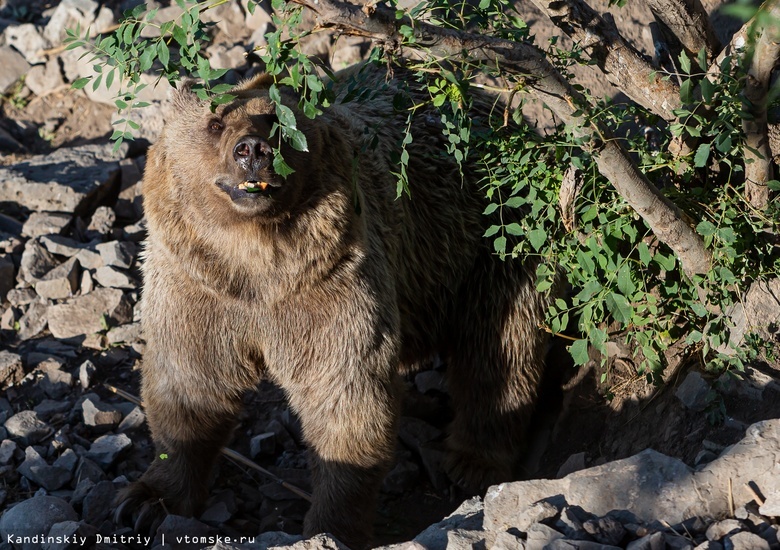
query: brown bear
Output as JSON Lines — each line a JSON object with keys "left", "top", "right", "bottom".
{"left": 115, "top": 63, "right": 553, "bottom": 547}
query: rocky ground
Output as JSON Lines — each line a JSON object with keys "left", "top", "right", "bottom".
{"left": 1, "top": 0, "right": 780, "bottom": 549}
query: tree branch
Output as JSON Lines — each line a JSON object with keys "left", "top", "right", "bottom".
{"left": 293, "top": 0, "right": 713, "bottom": 276}
{"left": 645, "top": 0, "right": 721, "bottom": 62}
{"left": 742, "top": 0, "right": 780, "bottom": 210}
{"left": 527, "top": 0, "right": 681, "bottom": 121}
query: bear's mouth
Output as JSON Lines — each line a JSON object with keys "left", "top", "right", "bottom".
{"left": 216, "top": 178, "right": 282, "bottom": 201}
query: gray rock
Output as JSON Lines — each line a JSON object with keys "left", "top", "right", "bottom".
{"left": 0, "top": 45, "right": 31, "bottom": 92}
{"left": 3, "top": 23, "right": 49, "bottom": 65}
{"left": 200, "top": 501, "right": 233, "bottom": 525}
{"left": 7, "top": 288, "right": 37, "bottom": 307}
{"left": 21, "top": 213, "right": 72, "bottom": 239}
{"left": 81, "top": 397, "right": 122, "bottom": 430}
{"left": 723, "top": 278, "right": 780, "bottom": 352}
{"left": 18, "top": 446, "right": 71, "bottom": 491}
{"left": 5, "top": 410, "right": 52, "bottom": 445}
{"left": 0, "top": 351, "right": 24, "bottom": 389}
{"left": 86, "top": 205, "right": 115, "bottom": 236}
{"left": 663, "top": 534, "right": 694, "bottom": 550}
{"left": 107, "top": 321, "right": 142, "bottom": 344}
{"left": 511, "top": 500, "right": 560, "bottom": 532}
{"left": 117, "top": 406, "right": 145, "bottom": 432}
{"left": 546, "top": 541, "right": 621, "bottom": 550}
{"left": 17, "top": 300, "right": 49, "bottom": 340}
{"left": 39, "top": 235, "right": 84, "bottom": 257}
{"left": 526, "top": 523, "right": 564, "bottom": 550}
{"left": 115, "top": 157, "right": 145, "bottom": 220}
{"left": 19, "top": 240, "right": 59, "bottom": 284}
{"left": 626, "top": 533, "right": 665, "bottom": 550}
{"left": 675, "top": 372, "right": 712, "bottom": 411}
{"left": 705, "top": 519, "right": 742, "bottom": 541}
{"left": 33, "top": 399, "right": 71, "bottom": 420}
{"left": 0, "top": 305, "right": 18, "bottom": 331}
{"left": 79, "top": 270, "right": 93, "bottom": 295}
{"left": 250, "top": 431, "right": 276, "bottom": 459}
{"left": 25, "top": 58, "right": 65, "bottom": 97}
{"left": 491, "top": 531, "right": 526, "bottom": 550}
{"left": 758, "top": 492, "right": 780, "bottom": 516}
{"left": 0, "top": 440, "right": 17, "bottom": 465}
{"left": 95, "top": 240, "right": 136, "bottom": 269}
{"left": 35, "top": 258, "right": 81, "bottom": 300}
{"left": 77, "top": 360, "right": 96, "bottom": 389}
{"left": 70, "top": 478, "right": 95, "bottom": 507}
{"left": 486, "top": 419, "right": 780, "bottom": 533}
{"left": 415, "top": 370, "right": 447, "bottom": 394}
{"left": 693, "top": 542, "right": 723, "bottom": 550}
{"left": 0, "top": 496, "right": 77, "bottom": 550}
{"left": 93, "top": 265, "right": 135, "bottom": 289}
{"left": 43, "top": 0, "right": 113, "bottom": 45}
{"left": 557, "top": 452, "right": 588, "bottom": 478}
{"left": 555, "top": 506, "right": 591, "bottom": 540}
{"left": 42, "top": 521, "right": 99, "bottom": 550}
{"left": 153, "top": 515, "right": 210, "bottom": 547}
{"left": 38, "top": 360, "right": 73, "bottom": 399}
{"left": 414, "top": 497, "right": 484, "bottom": 549}
{"left": 47, "top": 287, "right": 132, "bottom": 339}
{"left": 74, "top": 248, "right": 102, "bottom": 270}
{"left": 85, "top": 432, "right": 131, "bottom": 468}
{"left": 81, "top": 480, "right": 115, "bottom": 525}
{"left": 0, "top": 144, "right": 124, "bottom": 215}
{"left": 52, "top": 449, "right": 78, "bottom": 473}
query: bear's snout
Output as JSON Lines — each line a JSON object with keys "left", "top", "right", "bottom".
{"left": 233, "top": 135, "right": 273, "bottom": 177}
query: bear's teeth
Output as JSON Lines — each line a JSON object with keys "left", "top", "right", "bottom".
{"left": 238, "top": 181, "right": 268, "bottom": 192}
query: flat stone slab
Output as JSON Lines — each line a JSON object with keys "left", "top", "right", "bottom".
{"left": 0, "top": 143, "right": 124, "bottom": 215}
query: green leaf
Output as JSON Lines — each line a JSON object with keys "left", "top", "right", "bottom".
{"left": 528, "top": 228, "right": 546, "bottom": 251}
{"left": 493, "top": 235, "right": 507, "bottom": 254}
{"left": 139, "top": 47, "right": 155, "bottom": 72}
{"left": 72, "top": 77, "right": 91, "bottom": 89}
{"left": 696, "top": 220, "right": 717, "bottom": 237}
{"left": 505, "top": 223, "right": 523, "bottom": 236}
{"left": 569, "top": 339, "right": 589, "bottom": 366}
{"left": 605, "top": 292, "right": 632, "bottom": 325}
{"left": 638, "top": 242, "right": 651, "bottom": 266}
{"left": 157, "top": 40, "right": 170, "bottom": 68}
{"left": 273, "top": 154, "right": 295, "bottom": 177}
{"left": 693, "top": 143, "right": 710, "bottom": 168}
{"left": 617, "top": 264, "right": 635, "bottom": 296}
{"left": 701, "top": 78, "right": 715, "bottom": 104}
{"left": 285, "top": 128, "right": 309, "bottom": 152}
{"left": 484, "top": 225, "right": 500, "bottom": 237}
{"left": 680, "top": 78, "right": 693, "bottom": 103}
{"left": 679, "top": 50, "right": 691, "bottom": 74}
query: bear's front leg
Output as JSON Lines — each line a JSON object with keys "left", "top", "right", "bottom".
{"left": 287, "top": 366, "right": 400, "bottom": 549}
{"left": 115, "top": 352, "right": 246, "bottom": 528}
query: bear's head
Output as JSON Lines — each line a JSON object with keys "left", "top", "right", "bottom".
{"left": 149, "top": 74, "right": 327, "bottom": 223}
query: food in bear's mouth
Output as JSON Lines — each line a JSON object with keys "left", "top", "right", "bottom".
{"left": 237, "top": 181, "right": 269, "bottom": 193}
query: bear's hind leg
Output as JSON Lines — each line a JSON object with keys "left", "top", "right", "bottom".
{"left": 444, "top": 259, "right": 552, "bottom": 493}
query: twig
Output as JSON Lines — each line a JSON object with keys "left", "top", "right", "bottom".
{"left": 729, "top": 478, "right": 735, "bottom": 516}
{"left": 102, "top": 383, "right": 313, "bottom": 502}
{"left": 38, "top": 24, "right": 122, "bottom": 57}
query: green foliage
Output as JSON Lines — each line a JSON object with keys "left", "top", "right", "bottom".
{"left": 72, "top": 0, "right": 780, "bottom": 383}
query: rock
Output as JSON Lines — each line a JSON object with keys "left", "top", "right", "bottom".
{"left": 0, "top": 440, "right": 17, "bottom": 465}
{"left": 0, "top": 351, "right": 24, "bottom": 389}
{"left": 0, "top": 255, "right": 14, "bottom": 301}
{"left": 37, "top": 359, "right": 73, "bottom": 399}
{"left": 17, "top": 300, "right": 49, "bottom": 340}
{"left": 626, "top": 533, "right": 665, "bottom": 550}
{"left": 250, "top": 431, "right": 276, "bottom": 459}
{"left": 398, "top": 416, "right": 443, "bottom": 453}
{"left": 21, "top": 213, "right": 71, "bottom": 240}
{"left": 555, "top": 506, "right": 591, "bottom": 540}
{"left": 34, "top": 399, "right": 72, "bottom": 420}
{"left": 382, "top": 459, "right": 420, "bottom": 494}
{"left": 18, "top": 446, "right": 71, "bottom": 491}
{"left": 414, "top": 497, "right": 484, "bottom": 549}
{"left": 486, "top": 420, "right": 780, "bottom": 533}
{"left": 47, "top": 287, "right": 132, "bottom": 339}
{"left": 557, "top": 452, "right": 588, "bottom": 478}
{"left": 7, "top": 288, "right": 37, "bottom": 307}
{"left": 81, "top": 480, "right": 115, "bottom": 525}
{"left": 511, "top": 499, "right": 561, "bottom": 532}
{"left": 35, "top": 258, "right": 81, "bottom": 300}
{"left": 758, "top": 492, "right": 780, "bottom": 516}
{"left": 43, "top": 0, "right": 114, "bottom": 45}
{"left": 19, "top": 240, "right": 59, "bottom": 284}
{"left": 200, "top": 501, "right": 233, "bottom": 525}
{"left": 415, "top": 370, "right": 447, "bottom": 394}
{"left": 117, "top": 406, "right": 145, "bottom": 432}
{"left": 75, "top": 457, "right": 106, "bottom": 484}
{"left": 0, "top": 496, "right": 77, "bottom": 550}
{"left": 331, "top": 36, "right": 369, "bottom": 69}
{"left": 705, "top": 519, "right": 742, "bottom": 541}
{"left": 526, "top": 523, "right": 565, "bottom": 550}
{"left": 3, "top": 23, "right": 49, "bottom": 65}
{"left": 74, "top": 248, "right": 102, "bottom": 270}
{"left": 0, "top": 144, "right": 124, "bottom": 215}
{"left": 0, "top": 46, "right": 31, "bottom": 92}
{"left": 25, "top": 58, "right": 65, "bottom": 97}
{"left": 81, "top": 396, "right": 122, "bottom": 430}
{"left": 675, "top": 371, "right": 712, "bottom": 411}
{"left": 84, "top": 432, "right": 132, "bottom": 468}
{"left": 5, "top": 410, "right": 52, "bottom": 445}
{"left": 42, "top": 521, "right": 99, "bottom": 550}
{"left": 78, "top": 360, "right": 96, "bottom": 389}
{"left": 95, "top": 240, "right": 136, "bottom": 269}
{"left": 86, "top": 205, "right": 115, "bottom": 236}
{"left": 39, "top": 235, "right": 84, "bottom": 257}
{"left": 693, "top": 542, "right": 723, "bottom": 550}
{"left": 153, "top": 515, "right": 210, "bottom": 547}
{"left": 724, "top": 532, "right": 769, "bottom": 550}
{"left": 93, "top": 265, "right": 136, "bottom": 289}
{"left": 723, "top": 278, "right": 780, "bottom": 351}
{"left": 208, "top": 43, "right": 247, "bottom": 70}
{"left": 546, "top": 541, "right": 622, "bottom": 550}
{"left": 52, "top": 449, "right": 78, "bottom": 473}
{"left": 491, "top": 531, "right": 525, "bottom": 550}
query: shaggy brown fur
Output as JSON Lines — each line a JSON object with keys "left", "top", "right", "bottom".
{"left": 116, "top": 64, "right": 552, "bottom": 547}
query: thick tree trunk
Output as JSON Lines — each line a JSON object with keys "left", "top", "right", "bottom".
{"left": 645, "top": 0, "right": 721, "bottom": 61}
{"left": 294, "top": 0, "right": 713, "bottom": 276}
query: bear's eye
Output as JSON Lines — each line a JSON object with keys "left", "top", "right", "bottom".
{"left": 207, "top": 119, "right": 224, "bottom": 134}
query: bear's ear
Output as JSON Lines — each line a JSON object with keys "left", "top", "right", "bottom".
{"left": 232, "top": 73, "right": 274, "bottom": 94}
{"left": 172, "top": 78, "right": 206, "bottom": 111}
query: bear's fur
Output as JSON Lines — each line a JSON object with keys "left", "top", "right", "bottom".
{"left": 116, "top": 64, "right": 553, "bottom": 547}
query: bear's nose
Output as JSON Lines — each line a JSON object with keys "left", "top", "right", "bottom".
{"left": 233, "top": 135, "right": 273, "bottom": 174}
